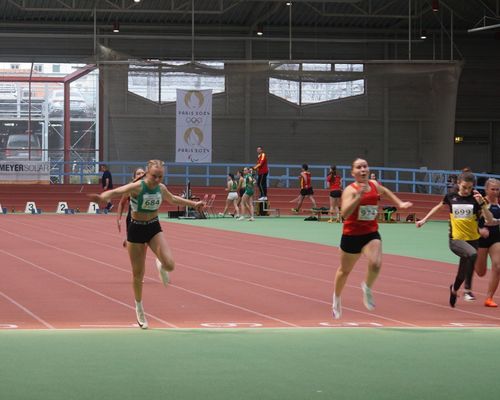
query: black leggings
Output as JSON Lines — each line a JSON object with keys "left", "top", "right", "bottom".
{"left": 257, "top": 173, "right": 268, "bottom": 197}
{"left": 449, "top": 239, "right": 478, "bottom": 291}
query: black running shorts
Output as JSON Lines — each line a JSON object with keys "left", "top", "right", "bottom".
{"left": 340, "top": 231, "right": 381, "bottom": 254}
{"left": 127, "top": 217, "right": 162, "bottom": 244}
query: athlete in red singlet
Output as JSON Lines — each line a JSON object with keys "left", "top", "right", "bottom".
{"left": 292, "top": 164, "right": 317, "bottom": 212}
{"left": 331, "top": 158, "right": 413, "bottom": 319}
{"left": 327, "top": 166, "right": 342, "bottom": 222}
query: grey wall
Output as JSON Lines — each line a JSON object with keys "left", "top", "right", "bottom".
{"left": 102, "top": 61, "right": 460, "bottom": 171}
{"left": 1, "top": 32, "right": 499, "bottom": 172}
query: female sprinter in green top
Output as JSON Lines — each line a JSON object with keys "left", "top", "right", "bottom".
{"left": 90, "top": 159, "right": 205, "bottom": 329}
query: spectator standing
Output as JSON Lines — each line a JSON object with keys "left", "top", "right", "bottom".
{"left": 100, "top": 164, "right": 113, "bottom": 211}
{"left": 254, "top": 146, "right": 269, "bottom": 201}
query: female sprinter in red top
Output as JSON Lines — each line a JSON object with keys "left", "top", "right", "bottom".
{"left": 332, "top": 158, "right": 413, "bottom": 319}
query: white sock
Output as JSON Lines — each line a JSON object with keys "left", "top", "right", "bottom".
{"left": 135, "top": 300, "right": 143, "bottom": 309}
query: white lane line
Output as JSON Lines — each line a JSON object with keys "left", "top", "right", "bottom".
{"left": 0, "top": 249, "right": 177, "bottom": 328}
{"left": 7, "top": 219, "right": 497, "bottom": 324}
{"left": 0, "top": 288, "right": 54, "bottom": 329}
{"left": 0, "top": 227, "right": 298, "bottom": 327}
{"left": 176, "top": 262, "right": 417, "bottom": 327}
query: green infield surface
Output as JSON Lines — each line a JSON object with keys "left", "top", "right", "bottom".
{"left": 1, "top": 327, "right": 499, "bottom": 400}
{"left": 165, "top": 217, "right": 458, "bottom": 263}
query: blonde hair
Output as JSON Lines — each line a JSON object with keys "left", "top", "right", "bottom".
{"left": 485, "top": 178, "right": 500, "bottom": 189}
{"left": 147, "top": 159, "right": 165, "bottom": 170}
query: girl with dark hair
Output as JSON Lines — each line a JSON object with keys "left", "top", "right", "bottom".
{"left": 219, "top": 173, "right": 240, "bottom": 218}
{"left": 416, "top": 172, "right": 493, "bottom": 308}
{"left": 327, "top": 165, "right": 342, "bottom": 223}
{"left": 332, "top": 158, "right": 413, "bottom": 319}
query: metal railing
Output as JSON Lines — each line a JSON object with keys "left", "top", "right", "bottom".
{"left": 48, "top": 160, "right": 500, "bottom": 194}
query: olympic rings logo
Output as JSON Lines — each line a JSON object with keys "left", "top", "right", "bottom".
{"left": 186, "top": 117, "right": 202, "bottom": 124}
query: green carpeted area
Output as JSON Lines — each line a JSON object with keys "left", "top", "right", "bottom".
{"left": 1, "top": 327, "right": 498, "bottom": 400}
{"left": 163, "top": 216, "right": 457, "bottom": 264}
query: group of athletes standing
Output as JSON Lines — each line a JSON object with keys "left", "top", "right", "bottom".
{"left": 91, "top": 157, "right": 500, "bottom": 328}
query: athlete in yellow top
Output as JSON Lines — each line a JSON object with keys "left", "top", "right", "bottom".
{"left": 416, "top": 172, "right": 493, "bottom": 308}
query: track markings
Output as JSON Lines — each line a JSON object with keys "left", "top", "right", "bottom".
{"left": 0, "top": 324, "right": 18, "bottom": 329}
{"left": 200, "top": 322, "right": 263, "bottom": 328}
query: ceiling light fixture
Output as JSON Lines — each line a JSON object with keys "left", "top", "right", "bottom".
{"left": 112, "top": 21, "right": 120, "bottom": 33}
{"left": 420, "top": 30, "right": 427, "bottom": 39}
{"left": 256, "top": 24, "right": 264, "bottom": 36}
{"left": 431, "top": 0, "right": 439, "bottom": 12}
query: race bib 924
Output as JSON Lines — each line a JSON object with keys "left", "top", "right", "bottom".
{"left": 358, "top": 205, "right": 378, "bottom": 221}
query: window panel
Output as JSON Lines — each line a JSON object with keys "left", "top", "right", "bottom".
{"left": 128, "top": 67, "right": 160, "bottom": 102}
{"left": 269, "top": 78, "right": 300, "bottom": 105}
{"left": 302, "top": 63, "right": 331, "bottom": 71}
{"left": 160, "top": 72, "right": 225, "bottom": 103}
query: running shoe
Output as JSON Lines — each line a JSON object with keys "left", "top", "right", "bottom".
{"left": 237, "top": 216, "right": 245, "bottom": 221}
{"left": 156, "top": 258, "right": 170, "bottom": 287}
{"left": 218, "top": 212, "right": 224, "bottom": 217}
{"left": 247, "top": 217, "right": 255, "bottom": 221}
{"left": 328, "top": 219, "right": 334, "bottom": 223}
{"left": 135, "top": 304, "right": 149, "bottom": 329}
{"left": 464, "top": 291, "right": 476, "bottom": 302}
{"left": 291, "top": 208, "right": 299, "bottom": 213}
{"left": 361, "top": 282, "right": 375, "bottom": 310}
{"left": 449, "top": 285, "right": 457, "bottom": 308}
{"left": 484, "top": 298, "right": 498, "bottom": 308}
{"left": 332, "top": 296, "right": 342, "bottom": 319}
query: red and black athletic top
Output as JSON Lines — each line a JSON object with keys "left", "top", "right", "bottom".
{"left": 300, "top": 171, "right": 312, "bottom": 189}
{"left": 327, "top": 174, "right": 342, "bottom": 191}
{"left": 343, "top": 181, "right": 379, "bottom": 236}
{"left": 256, "top": 152, "right": 269, "bottom": 175}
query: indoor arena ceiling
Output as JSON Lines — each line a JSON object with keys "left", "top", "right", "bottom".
{"left": 0, "top": 0, "right": 499, "bottom": 41}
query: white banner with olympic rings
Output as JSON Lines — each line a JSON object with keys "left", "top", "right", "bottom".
{"left": 176, "top": 89, "right": 212, "bottom": 163}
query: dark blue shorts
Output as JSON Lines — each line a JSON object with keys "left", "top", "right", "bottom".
{"left": 340, "top": 231, "right": 381, "bottom": 254}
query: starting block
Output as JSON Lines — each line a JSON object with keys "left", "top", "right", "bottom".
{"left": 64, "top": 208, "right": 75, "bottom": 214}
{"left": 87, "top": 202, "right": 99, "bottom": 214}
{"left": 96, "top": 209, "right": 109, "bottom": 214}
{"left": 56, "top": 201, "right": 69, "bottom": 214}
{"left": 25, "top": 201, "right": 38, "bottom": 214}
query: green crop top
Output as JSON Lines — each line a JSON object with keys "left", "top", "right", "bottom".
{"left": 130, "top": 181, "right": 163, "bottom": 213}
